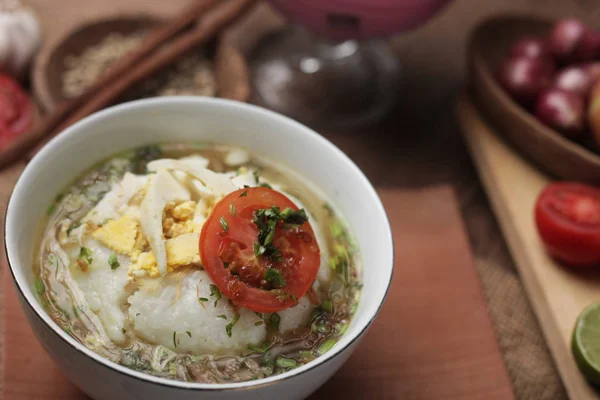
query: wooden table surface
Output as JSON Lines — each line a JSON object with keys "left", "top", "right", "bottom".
{"left": 4, "top": 0, "right": 600, "bottom": 399}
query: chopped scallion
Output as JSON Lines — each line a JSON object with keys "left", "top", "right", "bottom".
{"left": 318, "top": 339, "right": 337, "bottom": 355}
{"left": 247, "top": 341, "right": 270, "bottom": 353}
{"left": 268, "top": 313, "right": 280, "bottom": 330}
{"left": 209, "top": 284, "right": 221, "bottom": 307}
{"left": 34, "top": 278, "right": 45, "bottom": 296}
{"left": 78, "top": 247, "right": 93, "bottom": 266}
{"left": 220, "top": 216, "right": 229, "bottom": 232}
{"left": 108, "top": 254, "right": 120, "bottom": 270}
{"left": 276, "top": 357, "right": 297, "bottom": 369}
{"left": 226, "top": 313, "right": 240, "bottom": 337}
{"left": 265, "top": 268, "right": 286, "bottom": 288}
{"left": 321, "top": 299, "right": 333, "bottom": 313}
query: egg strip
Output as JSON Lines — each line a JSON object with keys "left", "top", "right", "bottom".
{"left": 140, "top": 170, "right": 191, "bottom": 276}
{"left": 147, "top": 159, "right": 236, "bottom": 199}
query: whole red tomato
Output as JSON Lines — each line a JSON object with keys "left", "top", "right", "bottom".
{"left": 535, "top": 182, "right": 600, "bottom": 266}
{"left": 0, "top": 74, "right": 33, "bottom": 150}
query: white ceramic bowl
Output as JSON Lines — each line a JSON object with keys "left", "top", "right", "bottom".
{"left": 5, "top": 97, "right": 393, "bottom": 400}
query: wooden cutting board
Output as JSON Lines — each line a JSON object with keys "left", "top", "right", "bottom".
{"left": 457, "top": 92, "right": 600, "bottom": 400}
{"left": 1, "top": 186, "right": 515, "bottom": 400}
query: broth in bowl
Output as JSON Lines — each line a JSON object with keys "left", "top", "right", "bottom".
{"left": 34, "top": 143, "right": 361, "bottom": 384}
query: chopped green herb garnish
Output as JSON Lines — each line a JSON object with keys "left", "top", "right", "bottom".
{"left": 276, "top": 357, "right": 297, "bottom": 369}
{"left": 66, "top": 221, "right": 81, "bottom": 236}
{"left": 268, "top": 313, "right": 280, "bottom": 330}
{"left": 318, "top": 338, "right": 337, "bottom": 355}
{"left": 330, "top": 221, "right": 346, "bottom": 239}
{"left": 108, "top": 254, "right": 120, "bottom": 270}
{"left": 253, "top": 206, "right": 306, "bottom": 262}
{"left": 186, "top": 331, "right": 192, "bottom": 338}
{"left": 229, "top": 203, "right": 236, "bottom": 216}
{"left": 240, "top": 189, "right": 248, "bottom": 197}
{"left": 322, "top": 299, "right": 333, "bottom": 313}
{"left": 260, "top": 183, "right": 273, "bottom": 189}
{"left": 199, "top": 297, "right": 209, "bottom": 302}
{"left": 131, "top": 145, "right": 163, "bottom": 174}
{"left": 209, "top": 284, "right": 221, "bottom": 307}
{"left": 253, "top": 168, "right": 261, "bottom": 184}
{"left": 46, "top": 203, "right": 56, "bottom": 216}
{"left": 226, "top": 313, "right": 240, "bottom": 337}
{"left": 223, "top": 262, "right": 230, "bottom": 268}
{"left": 217, "top": 314, "right": 227, "bottom": 320}
{"left": 122, "top": 328, "right": 127, "bottom": 334}
{"left": 280, "top": 208, "right": 308, "bottom": 225}
{"left": 299, "top": 350, "right": 313, "bottom": 360}
{"left": 254, "top": 312, "right": 263, "bottom": 318}
{"left": 253, "top": 242, "right": 266, "bottom": 257}
{"left": 173, "top": 331, "right": 177, "bottom": 348}
{"left": 248, "top": 341, "right": 271, "bottom": 353}
{"left": 34, "top": 278, "right": 45, "bottom": 296}
{"left": 252, "top": 206, "right": 307, "bottom": 262}
{"left": 220, "top": 216, "right": 229, "bottom": 232}
{"left": 77, "top": 247, "right": 93, "bottom": 269}
{"left": 265, "top": 268, "right": 287, "bottom": 288}
{"left": 254, "top": 321, "right": 264, "bottom": 326}
{"left": 336, "top": 323, "right": 349, "bottom": 335}
{"left": 329, "top": 246, "right": 350, "bottom": 283}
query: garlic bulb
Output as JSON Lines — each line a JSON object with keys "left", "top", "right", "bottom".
{"left": 0, "top": 0, "right": 41, "bottom": 80}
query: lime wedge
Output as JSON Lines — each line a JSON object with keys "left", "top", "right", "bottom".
{"left": 572, "top": 303, "right": 600, "bottom": 385}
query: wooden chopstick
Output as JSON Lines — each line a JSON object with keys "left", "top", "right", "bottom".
{"left": 0, "top": 0, "right": 236, "bottom": 169}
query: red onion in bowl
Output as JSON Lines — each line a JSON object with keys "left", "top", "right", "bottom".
{"left": 535, "top": 88, "right": 585, "bottom": 136}
{"left": 553, "top": 66, "right": 593, "bottom": 97}
{"left": 497, "top": 56, "right": 555, "bottom": 106}
{"left": 586, "top": 62, "right": 600, "bottom": 82}
{"left": 509, "top": 37, "right": 552, "bottom": 60}
{"left": 549, "top": 18, "right": 587, "bottom": 63}
{"left": 574, "top": 30, "right": 600, "bottom": 62}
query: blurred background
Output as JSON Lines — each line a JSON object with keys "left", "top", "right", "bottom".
{"left": 4, "top": 0, "right": 600, "bottom": 399}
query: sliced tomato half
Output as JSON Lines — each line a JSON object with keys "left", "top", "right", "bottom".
{"left": 199, "top": 187, "right": 321, "bottom": 312}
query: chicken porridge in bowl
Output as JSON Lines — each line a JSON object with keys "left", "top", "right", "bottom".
{"left": 35, "top": 143, "right": 362, "bottom": 383}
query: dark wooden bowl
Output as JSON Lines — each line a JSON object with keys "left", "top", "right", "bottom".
{"left": 33, "top": 16, "right": 250, "bottom": 112}
{"left": 468, "top": 14, "right": 600, "bottom": 183}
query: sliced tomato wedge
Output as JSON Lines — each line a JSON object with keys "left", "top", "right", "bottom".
{"left": 535, "top": 182, "right": 600, "bottom": 267}
{"left": 0, "top": 74, "right": 33, "bottom": 150}
{"left": 199, "top": 187, "right": 321, "bottom": 312}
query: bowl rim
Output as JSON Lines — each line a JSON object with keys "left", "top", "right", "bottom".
{"left": 4, "top": 96, "right": 395, "bottom": 391}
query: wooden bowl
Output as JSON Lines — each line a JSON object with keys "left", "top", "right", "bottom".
{"left": 33, "top": 16, "right": 250, "bottom": 112}
{"left": 468, "top": 14, "right": 600, "bottom": 183}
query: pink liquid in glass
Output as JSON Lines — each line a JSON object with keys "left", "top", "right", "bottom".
{"left": 268, "top": 0, "right": 454, "bottom": 41}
